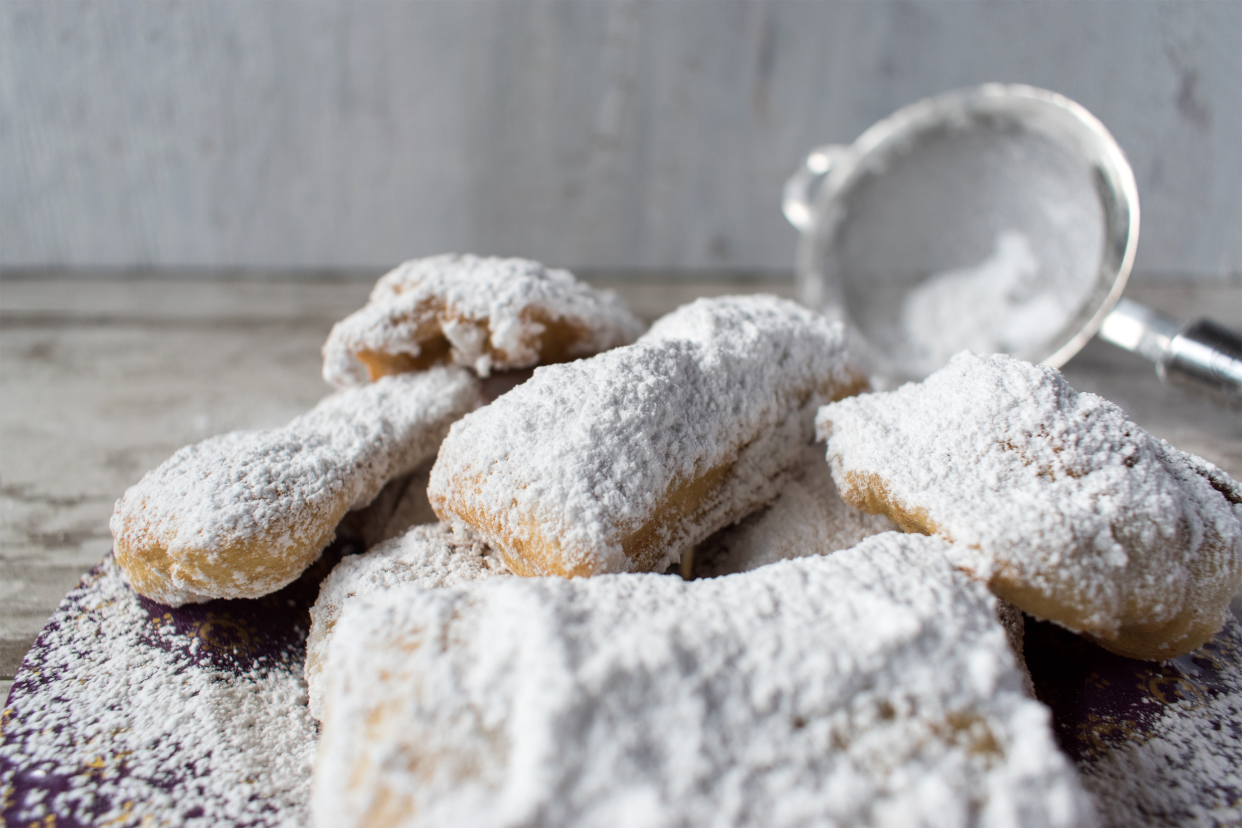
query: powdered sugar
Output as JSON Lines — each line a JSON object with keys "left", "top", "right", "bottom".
{"left": 900, "top": 231, "right": 1070, "bottom": 374}
{"left": 110, "top": 367, "right": 480, "bottom": 606}
{"left": 816, "top": 352, "right": 1242, "bottom": 660}
{"left": 1080, "top": 684, "right": 1242, "bottom": 827}
{"left": 429, "top": 295, "right": 867, "bottom": 577}
{"left": 0, "top": 556, "right": 318, "bottom": 827}
{"left": 694, "top": 441, "right": 896, "bottom": 577}
{"left": 1045, "top": 613, "right": 1242, "bottom": 828}
{"left": 306, "top": 523, "right": 511, "bottom": 720}
{"left": 313, "top": 532, "right": 1096, "bottom": 828}
{"left": 322, "top": 255, "right": 644, "bottom": 385}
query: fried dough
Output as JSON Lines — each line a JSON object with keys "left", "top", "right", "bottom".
{"left": 111, "top": 368, "right": 481, "bottom": 606}
{"left": 312, "top": 533, "right": 1095, "bottom": 828}
{"left": 427, "top": 295, "right": 868, "bottom": 577}
{"left": 322, "top": 254, "right": 644, "bottom": 386}
{"left": 816, "top": 352, "right": 1242, "bottom": 660}
{"left": 305, "top": 522, "right": 510, "bottom": 721}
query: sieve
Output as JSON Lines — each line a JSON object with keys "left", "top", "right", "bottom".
{"left": 783, "top": 84, "right": 1241, "bottom": 403}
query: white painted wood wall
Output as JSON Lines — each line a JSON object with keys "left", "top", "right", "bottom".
{"left": 2, "top": 0, "right": 1238, "bottom": 277}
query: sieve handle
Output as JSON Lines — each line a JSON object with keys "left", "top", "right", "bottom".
{"left": 1098, "top": 298, "right": 1242, "bottom": 407}
{"left": 782, "top": 145, "right": 850, "bottom": 233}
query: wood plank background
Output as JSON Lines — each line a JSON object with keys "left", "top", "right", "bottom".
{"left": 3, "top": 0, "right": 1239, "bottom": 275}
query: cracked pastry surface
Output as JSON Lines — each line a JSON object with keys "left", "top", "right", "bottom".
{"left": 322, "top": 254, "right": 644, "bottom": 386}
{"left": 305, "top": 522, "right": 510, "bottom": 721}
{"left": 312, "top": 532, "right": 1096, "bottom": 828}
{"left": 111, "top": 368, "right": 481, "bottom": 606}
{"left": 427, "top": 295, "right": 869, "bottom": 577}
{"left": 816, "top": 351, "right": 1242, "bottom": 661}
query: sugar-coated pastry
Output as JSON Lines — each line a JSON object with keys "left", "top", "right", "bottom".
{"left": 816, "top": 351, "right": 1242, "bottom": 660}
{"left": 111, "top": 368, "right": 481, "bottom": 606}
{"left": 692, "top": 441, "right": 896, "bottom": 578}
{"left": 428, "top": 295, "right": 869, "bottom": 577}
{"left": 312, "top": 532, "right": 1096, "bottom": 828}
{"left": 305, "top": 522, "right": 510, "bottom": 720}
{"left": 322, "top": 254, "right": 645, "bottom": 387}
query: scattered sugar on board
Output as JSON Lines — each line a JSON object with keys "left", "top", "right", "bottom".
{"left": 0, "top": 556, "right": 317, "bottom": 827}
{"left": 306, "top": 523, "right": 511, "bottom": 720}
{"left": 694, "top": 440, "right": 896, "bottom": 577}
{"left": 816, "top": 351, "right": 1242, "bottom": 653}
{"left": 314, "top": 532, "right": 1097, "bottom": 828}
{"left": 322, "top": 254, "right": 645, "bottom": 385}
{"left": 1076, "top": 623, "right": 1242, "bottom": 828}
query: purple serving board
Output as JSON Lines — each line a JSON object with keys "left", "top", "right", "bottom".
{"left": 1025, "top": 610, "right": 1241, "bottom": 765}
{"left": 3, "top": 543, "right": 1240, "bottom": 827}
{"left": 1, "top": 540, "right": 357, "bottom": 828}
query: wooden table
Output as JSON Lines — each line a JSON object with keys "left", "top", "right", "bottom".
{"left": 2, "top": 275, "right": 1240, "bottom": 700}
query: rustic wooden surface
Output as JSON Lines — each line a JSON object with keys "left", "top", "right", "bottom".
{"left": 2, "top": 276, "right": 1240, "bottom": 700}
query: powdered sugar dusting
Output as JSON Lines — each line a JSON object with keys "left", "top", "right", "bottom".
{"left": 1025, "top": 612, "right": 1242, "bottom": 828}
{"left": 322, "top": 254, "right": 644, "bottom": 385}
{"left": 816, "top": 352, "right": 1242, "bottom": 660}
{"left": 0, "top": 556, "right": 318, "bottom": 827}
{"left": 694, "top": 441, "right": 896, "bottom": 577}
{"left": 1079, "top": 665, "right": 1242, "bottom": 828}
{"left": 900, "top": 230, "right": 1070, "bottom": 374}
{"left": 429, "top": 295, "right": 867, "bottom": 577}
{"left": 306, "top": 523, "right": 510, "bottom": 720}
{"left": 313, "top": 532, "right": 1096, "bottom": 828}
{"left": 110, "top": 368, "right": 481, "bottom": 606}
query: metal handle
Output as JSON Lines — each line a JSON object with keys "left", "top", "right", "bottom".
{"left": 782, "top": 145, "right": 849, "bottom": 232}
{"left": 1160, "top": 319, "right": 1242, "bottom": 404}
{"left": 1098, "top": 298, "right": 1242, "bottom": 407}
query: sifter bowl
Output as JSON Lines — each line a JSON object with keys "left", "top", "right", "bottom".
{"left": 784, "top": 84, "right": 1140, "bottom": 386}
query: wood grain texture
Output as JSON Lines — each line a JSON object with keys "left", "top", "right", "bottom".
{"left": 2, "top": 1, "right": 1239, "bottom": 274}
